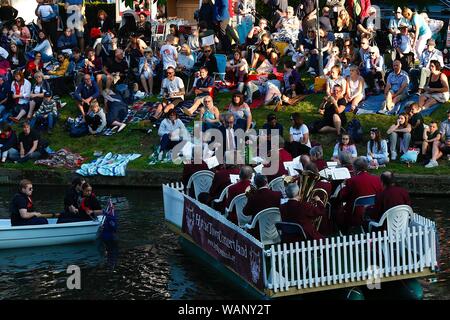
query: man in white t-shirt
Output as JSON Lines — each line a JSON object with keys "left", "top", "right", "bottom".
{"left": 152, "top": 66, "right": 185, "bottom": 121}
{"left": 160, "top": 35, "right": 178, "bottom": 71}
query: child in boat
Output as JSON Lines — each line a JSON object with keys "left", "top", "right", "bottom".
{"left": 10, "top": 179, "right": 48, "bottom": 226}
{"left": 78, "top": 182, "right": 103, "bottom": 221}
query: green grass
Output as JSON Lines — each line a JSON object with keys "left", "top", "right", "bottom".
{"left": 5, "top": 74, "right": 450, "bottom": 175}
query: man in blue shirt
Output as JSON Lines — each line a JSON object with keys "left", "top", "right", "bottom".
{"left": 74, "top": 74, "right": 99, "bottom": 118}
{"left": 380, "top": 60, "right": 409, "bottom": 114}
{"left": 57, "top": 27, "right": 78, "bottom": 54}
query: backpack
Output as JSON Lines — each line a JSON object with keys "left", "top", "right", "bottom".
{"left": 347, "top": 118, "right": 363, "bottom": 143}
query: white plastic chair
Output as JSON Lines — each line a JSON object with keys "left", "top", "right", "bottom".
{"left": 368, "top": 205, "right": 413, "bottom": 269}
{"left": 186, "top": 170, "right": 214, "bottom": 200}
{"left": 268, "top": 176, "right": 286, "bottom": 198}
{"left": 213, "top": 184, "right": 231, "bottom": 206}
{"left": 368, "top": 205, "right": 412, "bottom": 236}
{"left": 224, "top": 193, "right": 249, "bottom": 227}
{"left": 244, "top": 207, "right": 281, "bottom": 246}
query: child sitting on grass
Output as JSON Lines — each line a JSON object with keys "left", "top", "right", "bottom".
{"left": 29, "top": 92, "right": 58, "bottom": 134}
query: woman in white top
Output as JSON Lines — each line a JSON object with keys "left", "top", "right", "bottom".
{"left": 31, "top": 30, "right": 53, "bottom": 62}
{"left": 345, "top": 65, "right": 365, "bottom": 111}
{"left": 177, "top": 43, "right": 195, "bottom": 76}
{"left": 286, "top": 112, "right": 311, "bottom": 157}
{"left": 9, "top": 70, "right": 31, "bottom": 123}
{"left": 326, "top": 65, "right": 347, "bottom": 97}
{"left": 157, "top": 109, "right": 188, "bottom": 160}
{"left": 366, "top": 127, "right": 389, "bottom": 166}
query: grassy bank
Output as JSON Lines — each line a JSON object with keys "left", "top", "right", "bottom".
{"left": 4, "top": 76, "right": 450, "bottom": 175}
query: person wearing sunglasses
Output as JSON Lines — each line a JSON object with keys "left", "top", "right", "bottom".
{"left": 332, "top": 134, "right": 357, "bottom": 163}
{"left": 388, "top": 7, "right": 409, "bottom": 38}
{"left": 315, "top": 84, "right": 347, "bottom": 136}
{"left": 323, "top": 46, "right": 342, "bottom": 76}
{"left": 10, "top": 179, "right": 47, "bottom": 226}
{"left": 392, "top": 23, "right": 413, "bottom": 71}
{"left": 153, "top": 66, "right": 185, "bottom": 120}
{"left": 362, "top": 45, "right": 384, "bottom": 95}
{"left": 194, "top": 45, "right": 218, "bottom": 75}
{"left": 199, "top": 96, "right": 220, "bottom": 131}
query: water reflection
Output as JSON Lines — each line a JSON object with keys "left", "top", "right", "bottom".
{"left": 0, "top": 186, "right": 448, "bottom": 300}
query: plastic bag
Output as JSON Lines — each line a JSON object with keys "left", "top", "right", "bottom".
{"left": 400, "top": 148, "right": 420, "bottom": 163}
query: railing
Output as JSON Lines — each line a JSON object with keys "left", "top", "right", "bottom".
{"left": 265, "top": 224, "right": 438, "bottom": 294}
{"left": 163, "top": 182, "right": 439, "bottom": 296}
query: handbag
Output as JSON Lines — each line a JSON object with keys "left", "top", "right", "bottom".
{"left": 314, "top": 76, "right": 327, "bottom": 93}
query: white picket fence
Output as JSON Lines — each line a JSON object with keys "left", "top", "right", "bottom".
{"left": 163, "top": 182, "right": 439, "bottom": 294}
{"left": 265, "top": 224, "right": 438, "bottom": 293}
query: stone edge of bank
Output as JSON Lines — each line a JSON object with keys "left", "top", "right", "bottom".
{"left": 0, "top": 168, "right": 448, "bottom": 195}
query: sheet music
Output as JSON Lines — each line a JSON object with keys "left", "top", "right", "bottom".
{"left": 327, "top": 162, "right": 338, "bottom": 168}
{"left": 230, "top": 173, "right": 255, "bottom": 184}
{"left": 319, "top": 167, "right": 351, "bottom": 180}
{"left": 230, "top": 174, "right": 240, "bottom": 184}
{"left": 201, "top": 34, "right": 215, "bottom": 46}
{"left": 254, "top": 164, "right": 264, "bottom": 174}
{"left": 283, "top": 161, "right": 302, "bottom": 176}
{"left": 204, "top": 156, "right": 220, "bottom": 169}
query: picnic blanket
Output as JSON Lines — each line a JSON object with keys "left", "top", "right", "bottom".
{"left": 355, "top": 94, "right": 443, "bottom": 116}
{"left": 76, "top": 152, "right": 141, "bottom": 177}
{"left": 34, "top": 148, "right": 85, "bottom": 169}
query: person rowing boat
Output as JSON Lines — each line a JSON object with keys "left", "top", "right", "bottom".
{"left": 57, "top": 177, "right": 87, "bottom": 223}
{"left": 10, "top": 179, "right": 48, "bottom": 226}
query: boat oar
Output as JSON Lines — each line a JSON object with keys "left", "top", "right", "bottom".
{"left": 40, "top": 213, "right": 62, "bottom": 218}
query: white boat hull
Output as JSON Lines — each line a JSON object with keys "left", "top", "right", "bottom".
{"left": 0, "top": 216, "right": 105, "bottom": 250}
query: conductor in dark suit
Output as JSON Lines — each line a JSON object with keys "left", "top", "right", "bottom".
{"left": 337, "top": 157, "right": 383, "bottom": 231}
{"left": 368, "top": 171, "right": 412, "bottom": 223}
{"left": 226, "top": 165, "right": 253, "bottom": 224}
{"left": 218, "top": 113, "right": 238, "bottom": 160}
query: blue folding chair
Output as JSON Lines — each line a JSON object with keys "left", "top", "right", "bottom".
{"left": 213, "top": 54, "right": 227, "bottom": 82}
{"left": 275, "top": 222, "right": 307, "bottom": 243}
{"left": 352, "top": 194, "right": 376, "bottom": 233}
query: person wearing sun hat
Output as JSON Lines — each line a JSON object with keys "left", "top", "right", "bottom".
{"left": 393, "top": 22, "right": 414, "bottom": 70}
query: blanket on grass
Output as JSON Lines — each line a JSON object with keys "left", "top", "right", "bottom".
{"left": 355, "top": 94, "right": 442, "bottom": 116}
{"left": 34, "top": 148, "right": 85, "bottom": 169}
{"left": 76, "top": 152, "right": 141, "bottom": 176}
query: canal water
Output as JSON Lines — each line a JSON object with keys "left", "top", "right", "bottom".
{"left": 0, "top": 186, "right": 448, "bottom": 300}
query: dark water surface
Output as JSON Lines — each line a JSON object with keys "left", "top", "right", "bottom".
{"left": 0, "top": 186, "right": 448, "bottom": 300}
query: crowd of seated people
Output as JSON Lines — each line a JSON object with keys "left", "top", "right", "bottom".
{"left": 0, "top": 0, "right": 448, "bottom": 173}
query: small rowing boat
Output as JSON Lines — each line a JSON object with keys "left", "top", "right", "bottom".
{"left": 0, "top": 216, "right": 106, "bottom": 250}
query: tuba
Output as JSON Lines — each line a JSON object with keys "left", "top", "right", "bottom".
{"left": 296, "top": 170, "right": 322, "bottom": 203}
